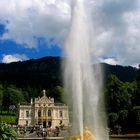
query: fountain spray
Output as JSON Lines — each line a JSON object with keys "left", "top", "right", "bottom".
{"left": 64, "top": 0, "right": 109, "bottom": 139}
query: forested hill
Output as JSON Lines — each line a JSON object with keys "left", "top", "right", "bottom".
{"left": 0, "top": 56, "right": 138, "bottom": 89}
{"left": 0, "top": 57, "right": 62, "bottom": 89}
{"left": 101, "top": 63, "right": 138, "bottom": 82}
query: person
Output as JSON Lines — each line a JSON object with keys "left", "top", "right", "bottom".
{"left": 55, "top": 126, "right": 60, "bottom": 136}
{"left": 36, "top": 126, "right": 40, "bottom": 137}
{"left": 42, "top": 128, "right": 47, "bottom": 137}
{"left": 29, "top": 127, "right": 34, "bottom": 133}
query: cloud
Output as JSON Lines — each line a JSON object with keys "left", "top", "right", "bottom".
{"left": 100, "top": 57, "right": 118, "bottom": 65}
{"left": 2, "top": 54, "right": 28, "bottom": 63}
{"left": 0, "top": 0, "right": 140, "bottom": 66}
{"left": 0, "top": 0, "right": 70, "bottom": 48}
{"left": 90, "top": 0, "right": 140, "bottom": 66}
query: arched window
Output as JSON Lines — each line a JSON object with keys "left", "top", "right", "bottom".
{"left": 26, "top": 111, "right": 29, "bottom": 118}
{"left": 59, "top": 111, "right": 63, "bottom": 118}
{"left": 26, "top": 120, "right": 28, "bottom": 125}
{"left": 43, "top": 110, "right": 46, "bottom": 116}
{"left": 38, "top": 110, "right": 41, "bottom": 117}
{"left": 48, "top": 110, "right": 51, "bottom": 117}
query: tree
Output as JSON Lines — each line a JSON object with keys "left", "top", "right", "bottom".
{"left": 118, "top": 110, "right": 128, "bottom": 132}
{"left": 105, "top": 75, "right": 123, "bottom": 112}
{"left": 114, "top": 124, "right": 121, "bottom": 134}
{"left": 128, "top": 106, "right": 140, "bottom": 132}
{"left": 120, "top": 82, "right": 133, "bottom": 110}
{"left": 133, "top": 67, "right": 140, "bottom": 106}
{"left": 48, "top": 86, "right": 64, "bottom": 103}
{"left": 0, "top": 84, "right": 3, "bottom": 113}
{"left": 105, "top": 75, "right": 133, "bottom": 113}
{"left": 2, "top": 85, "right": 24, "bottom": 112}
{"left": 108, "top": 112, "right": 118, "bottom": 132}
{"left": 22, "top": 90, "right": 30, "bottom": 102}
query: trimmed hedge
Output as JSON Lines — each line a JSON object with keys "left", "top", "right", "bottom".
{"left": 0, "top": 115, "right": 16, "bottom": 124}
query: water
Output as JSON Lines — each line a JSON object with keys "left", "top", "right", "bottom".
{"left": 110, "top": 139, "right": 139, "bottom": 140}
{"left": 63, "top": 0, "right": 108, "bottom": 140}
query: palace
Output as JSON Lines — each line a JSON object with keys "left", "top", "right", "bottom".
{"left": 18, "top": 90, "right": 69, "bottom": 128}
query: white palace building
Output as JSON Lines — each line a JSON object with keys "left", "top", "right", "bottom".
{"left": 18, "top": 90, "right": 69, "bottom": 128}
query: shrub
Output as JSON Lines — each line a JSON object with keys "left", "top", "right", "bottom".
{"left": 0, "top": 122, "right": 17, "bottom": 140}
{"left": 0, "top": 115, "right": 16, "bottom": 124}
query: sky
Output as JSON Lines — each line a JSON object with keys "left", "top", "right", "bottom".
{"left": 0, "top": 0, "right": 140, "bottom": 67}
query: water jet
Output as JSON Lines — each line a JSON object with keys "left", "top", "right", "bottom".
{"left": 63, "top": 0, "right": 108, "bottom": 140}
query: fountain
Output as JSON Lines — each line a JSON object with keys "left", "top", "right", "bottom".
{"left": 63, "top": 0, "right": 108, "bottom": 140}
{"left": 69, "top": 127, "right": 96, "bottom": 140}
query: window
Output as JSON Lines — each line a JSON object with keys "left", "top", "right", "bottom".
{"left": 43, "top": 110, "right": 46, "bottom": 116}
{"left": 48, "top": 110, "right": 51, "bottom": 117}
{"left": 59, "top": 111, "right": 63, "bottom": 118}
{"left": 26, "top": 111, "right": 29, "bottom": 118}
{"left": 38, "top": 110, "right": 41, "bottom": 117}
{"left": 26, "top": 120, "right": 28, "bottom": 125}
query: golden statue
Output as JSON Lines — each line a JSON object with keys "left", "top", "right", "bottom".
{"left": 70, "top": 127, "right": 96, "bottom": 140}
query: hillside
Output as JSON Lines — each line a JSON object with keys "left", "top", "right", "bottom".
{"left": 101, "top": 63, "right": 138, "bottom": 82}
{"left": 0, "top": 57, "right": 62, "bottom": 89}
{"left": 0, "top": 56, "right": 138, "bottom": 89}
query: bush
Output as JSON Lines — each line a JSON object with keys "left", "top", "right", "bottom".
{"left": 108, "top": 113, "right": 118, "bottom": 131}
{"left": 128, "top": 106, "right": 140, "bottom": 132}
{"left": 0, "top": 122, "right": 17, "bottom": 140}
{"left": 0, "top": 115, "right": 16, "bottom": 124}
{"left": 118, "top": 110, "right": 128, "bottom": 132}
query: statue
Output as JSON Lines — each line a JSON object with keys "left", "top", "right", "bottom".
{"left": 70, "top": 127, "right": 96, "bottom": 140}
{"left": 43, "top": 90, "right": 46, "bottom": 96}
{"left": 83, "top": 127, "right": 96, "bottom": 140}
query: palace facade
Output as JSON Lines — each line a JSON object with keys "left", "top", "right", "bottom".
{"left": 18, "top": 90, "right": 69, "bottom": 128}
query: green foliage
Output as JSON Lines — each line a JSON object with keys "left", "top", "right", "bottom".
{"left": 0, "top": 57, "right": 62, "bottom": 89}
{"left": 105, "top": 75, "right": 124, "bottom": 112}
{"left": 0, "top": 57, "right": 138, "bottom": 91}
{"left": 0, "top": 84, "right": 3, "bottom": 111}
{"left": 105, "top": 74, "right": 140, "bottom": 132}
{"left": 102, "top": 63, "right": 138, "bottom": 82}
{"left": 0, "top": 57, "right": 140, "bottom": 133}
{"left": 114, "top": 125, "right": 121, "bottom": 134}
{"left": 48, "top": 86, "right": 64, "bottom": 103}
{"left": 0, "top": 116, "right": 16, "bottom": 124}
{"left": 134, "top": 70, "right": 140, "bottom": 106}
{"left": 7, "top": 85, "right": 24, "bottom": 106}
{"left": 0, "top": 123, "right": 17, "bottom": 140}
{"left": 2, "top": 85, "right": 24, "bottom": 111}
{"left": 108, "top": 112, "right": 118, "bottom": 130}
{"left": 128, "top": 106, "right": 140, "bottom": 132}
{"left": 118, "top": 110, "right": 128, "bottom": 132}
{"left": 106, "top": 75, "right": 135, "bottom": 112}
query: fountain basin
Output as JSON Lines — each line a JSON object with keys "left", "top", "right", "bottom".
{"left": 18, "top": 137, "right": 64, "bottom": 140}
